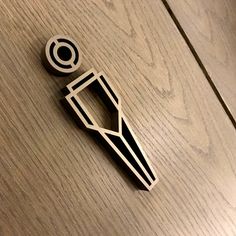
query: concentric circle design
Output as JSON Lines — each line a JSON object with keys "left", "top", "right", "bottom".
{"left": 42, "top": 35, "right": 82, "bottom": 76}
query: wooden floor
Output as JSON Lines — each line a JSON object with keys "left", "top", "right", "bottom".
{"left": 0, "top": 0, "right": 235, "bottom": 235}
{"left": 166, "top": 0, "right": 236, "bottom": 124}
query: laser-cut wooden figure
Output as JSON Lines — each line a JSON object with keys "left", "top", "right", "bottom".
{"left": 61, "top": 69, "right": 158, "bottom": 190}
{"left": 42, "top": 35, "right": 158, "bottom": 190}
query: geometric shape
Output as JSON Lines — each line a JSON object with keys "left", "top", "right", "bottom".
{"left": 78, "top": 83, "right": 119, "bottom": 132}
{"left": 121, "top": 117, "right": 156, "bottom": 181}
{"left": 41, "top": 35, "right": 82, "bottom": 76}
{"left": 105, "top": 133, "right": 152, "bottom": 185}
{"left": 61, "top": 69, "right": 158, "bottom": 190}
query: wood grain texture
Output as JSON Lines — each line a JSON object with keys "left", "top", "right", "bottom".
{"left": 0, "top": 0, "right": 236, "bottom": 235}
{"left": 78, "top": 74, "right": 115, "bottom": 131}
{"left": 166, "top": 0, "right": 236, "bottom": 120}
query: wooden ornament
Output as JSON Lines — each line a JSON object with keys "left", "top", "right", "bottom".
{"left": 62, "top": 69, "right": 158, "bottom": 190}
{"left": 42, "top": 35, "right": 82, "bottom": 76}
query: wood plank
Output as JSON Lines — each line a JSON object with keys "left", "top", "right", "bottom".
{"left": 166, "top": 0, "right": 236, "bottom": 121}
{"left": 0, "top": 0, "right": 236, "bottom": 235}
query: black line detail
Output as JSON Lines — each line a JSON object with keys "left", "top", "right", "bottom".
{"left": 122, "top": 119, "right": 156, "bottom": 181}
{"left": 71, "top": 97, "right": 93, "bottom": 125}
{"left": 100, "top": 75, "right": 119, "bottom": 104}
{"left": 106, "top": 133, "right": 151, "bottom": 185}
{"left": 72, "top": 73, "right": 95, "bottom": 91}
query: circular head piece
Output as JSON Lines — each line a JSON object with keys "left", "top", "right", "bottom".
{"left": 42, "top": 35, "right": 82, "bottom": 76}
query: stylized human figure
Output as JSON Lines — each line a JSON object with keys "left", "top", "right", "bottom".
{"left": 42, "top": 35, "right": 158, "bottom": 190}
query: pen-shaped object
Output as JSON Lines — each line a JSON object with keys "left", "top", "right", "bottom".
{"left": 61, "top": 68, "right": 158, "bottom": 190}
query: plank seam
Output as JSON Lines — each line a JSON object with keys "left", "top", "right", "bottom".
{"left": 161, "top": 0, "right": 236, "bottom": 129}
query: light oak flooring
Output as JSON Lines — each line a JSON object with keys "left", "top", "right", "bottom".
{"left": 0, "top": 0, "right": 236, "bottom": 235}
